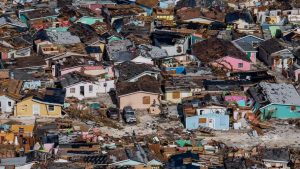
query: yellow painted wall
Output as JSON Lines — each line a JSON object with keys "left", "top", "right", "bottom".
{"left": 156, "top": 15, "right": 174, "bottom": 20}
{"left": 11, "top": 125, "right": 34, "bottom": 134}
{"left": 0, "top": 132, "right": 14, "bottom": 143}
{"left": 119, "top": 92, "right": 160, "bottom": 110}
{"left": 165, "top": 91, "right": 192, "bottom": 104}
{"left": 15, "top": 97, "right": 62, "bottom": 117}
{"left": 99, "top": 43, "right": 105, "bottom": 53}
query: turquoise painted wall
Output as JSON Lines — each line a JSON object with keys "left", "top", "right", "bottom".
{"left": 191, "top": 35, "right": 205, "bottom": 46}
{"left": 76, "top": 16, "right": 104, "bottom": 25}
{"left": 20, "top": 14, "right": 29, "bottom": 27}
{"left": 46, "top": 27, "right": 69, "bottom": 32}
{"left": 260, "top": 104, "right": 300, "bottom": 120}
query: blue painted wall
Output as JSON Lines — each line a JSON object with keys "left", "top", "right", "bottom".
{"left": 165, "top": 66, "right": 186, "bottom": 74}
{"left": 159, "top": 2, "right": 169, "bottom": 9}
{"left": 185, "top": 114, "right": 229, "bottom": 130}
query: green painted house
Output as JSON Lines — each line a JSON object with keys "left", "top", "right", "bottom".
{"left": 248, "top": 82, "right": 300, "bottom": 120}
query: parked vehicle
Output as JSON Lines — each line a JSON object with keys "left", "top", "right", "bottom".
{"left": 106, "top": 107, "right": 119, "bottom": 120}
{"left": 122, "top": 106, "right": 137, "bottom": 123}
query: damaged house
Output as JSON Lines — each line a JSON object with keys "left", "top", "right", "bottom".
{"left": 105, "top": 39, "right": 135, "bottom": 63}
{"left": 102, "top": 4, "right": 146, "bottom": 31}
{"left": 0, "top": 34, "right": 32, "bottom": 60}
{"left": 225, "top": 9, "right": 255, "bottom": 30}
{"left": 0, "top": 15, "right": 27, "bottom": 33}
{"left": 34, "top": 29, "right": 81, "bottom": 52}
{"left": 114, "top": 61, "right": 160, "bottom": 82}
{"left": 163, "top": 76, "right": 203, "bottom": 104}
{"left": 116, "top": 75, "right": 161, "bottom": 110}
{"left": 248, "top": 82, "right": 300, "bottom": 120}
{"left": 258, "top": 38, "right": 294, "bottom": 71}
{"left": 152, "top": 30, "right": 190, "bottom": 56}
{"left": 19, "top": 8, "right": 58, "bottom": 30}
{"left": 262, "top": 148, "right": 291, "bottom": 169}
{"left": 176, "top": 7, "right": 225, "bottom": 25}
{"left": 192, "top": 38, "right": 252, "bottom": 71}
{"left": 60, "top": 72, "right": 115, "bottom": 100}
{"left": 133, "top": 44, "right": 168, "bottom": 65}
{"left": 0, "top": 79, "right": 23, "bottom": 115}
{"left": 181, "top": 94, "right": 229, "bottom": 130}
{"left": 14, "top": 88, "right": 65, "bottom": 118}
{"left": 232, "top": 35, "right": 265, "bottom": 63}
{"left": 120, "top": 16, "right": 154, "bottom": 45}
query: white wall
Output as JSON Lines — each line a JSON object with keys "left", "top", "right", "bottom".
{"left": 15, "top": 47, "right": 31, "bottom": 58}
{"left": 131, "top": 56, "right": 154, "bottom": 65}
{"left": 196, "top": 106, "right": 227, "bottom": 116}
{"left": 0, "top": 96, "right": 16, "bottom": 113}
{"left": 98, "top": 79, "right": 115, "bottom": 93}
{"left": 65, "top": 80, "right": 115, "bottom": 100}
{"left": 161, "top": 37, "right": 189, "bottom": 56}
{"left": 129, "top": 72, "right": 159, "bottom": 82}
{"left": 162, "top": 44, "right": 185, "bottom": 56}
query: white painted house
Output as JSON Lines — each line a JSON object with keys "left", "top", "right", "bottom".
{"left": 60, "top": 73, "right": 115, "bottom": 100}
{"left": 0, "top": 95, "right": 17, "bottom": 115}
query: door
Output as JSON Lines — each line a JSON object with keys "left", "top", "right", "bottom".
{"left": 80, "top": 86, "right": 85, "bottom": 96}
{"left": 33, "top": 104, "right": 40, "bottom": 116}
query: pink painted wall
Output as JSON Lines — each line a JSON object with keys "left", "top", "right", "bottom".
{"left": 211, "top": 56, "right": 251, "bottom": 71}
{"left": 119, "top": 92, "right": 160, "bottom": 110}
{"left": 83, "top": 66, "right": 103, "bottom": 70}
{"left": 225, "top": 95, "right": 247, "bottom": 102}
{"left": 294, "top": 69, "right": 300, "bottom": 81}
{"left": 1, "top": 52, "right": 8, "bottom": 60}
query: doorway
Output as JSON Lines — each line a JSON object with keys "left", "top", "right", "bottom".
{"left": 80, "top": 86, "right": 85, "bottom": 96}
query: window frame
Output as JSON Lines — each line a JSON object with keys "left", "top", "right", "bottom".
{"left": 89, "top": 85, "right": 93, "bottom": 93}
{"left": 238, "top": 63, "right": 243, "bottom": 68}
{"left": 48, "top": 105, "right": 55, "bottom": 112}
{"left": 143, "top": 96, "right": 151, "bottom": 104}
{"left": 172, "top": 91, "right": 180, "bottom": 99}
{"left": 70, "top": 88, "right": 76, "bottom": 93}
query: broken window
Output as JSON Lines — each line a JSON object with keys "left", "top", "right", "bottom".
{"left": 172, "top": 91, "right": 180, "bottom": 99}
{"left": 8, "top": 101, "right": 11, "bottom": 107}
{"left": 48, "top": 105, "right": 55, "bottom": 112}
{"left": 143, "top": 96, "right": 150, "bottom": 104}
{"left": 70, "top": 88, "right": 75, "bottom": 93}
